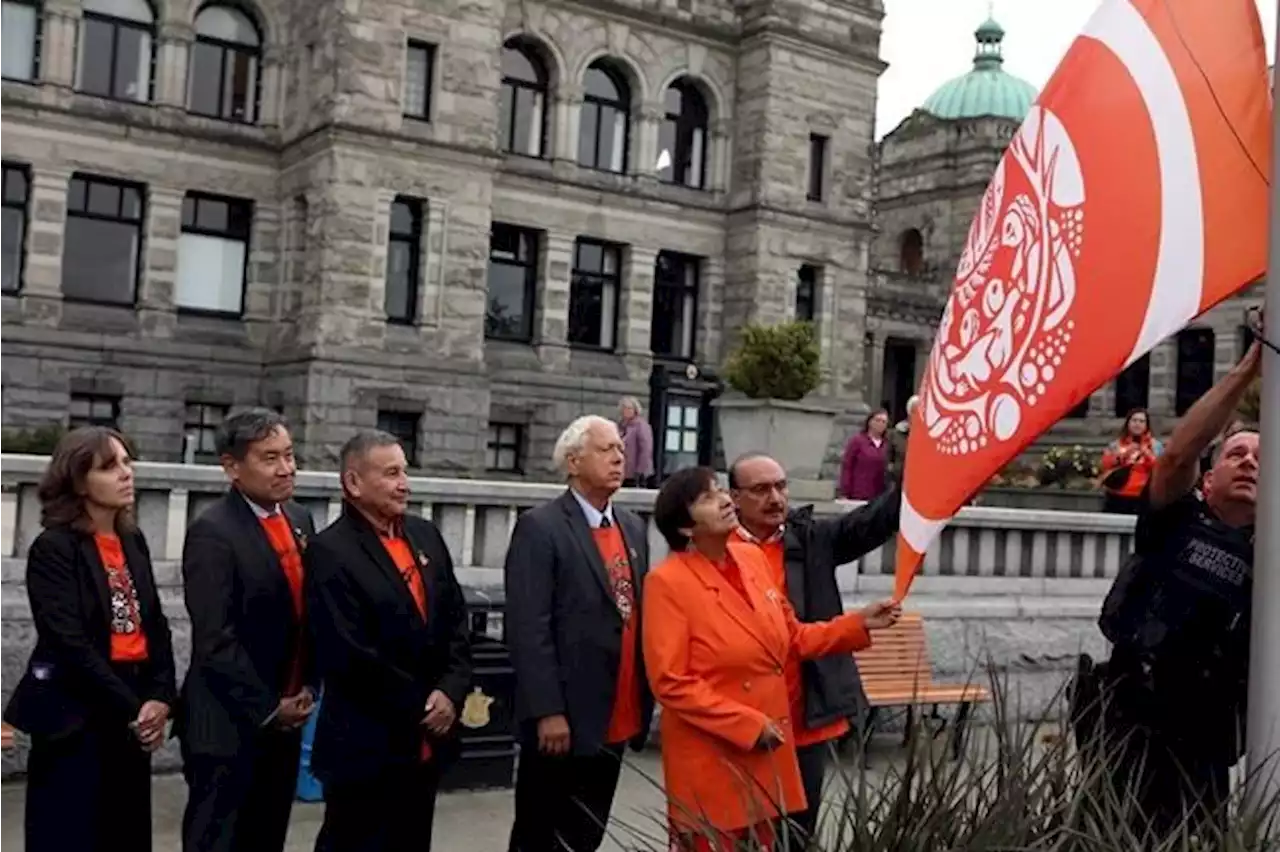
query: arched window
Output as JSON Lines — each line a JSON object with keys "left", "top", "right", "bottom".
{"left": 577, "top": 60, "right": 629, "bottom": 174}
{"left": 188, "top": 4, "right": 262, "bottom": 123}
{"left": 657, "top": 78, "right": 708, "bottom": 189}
{"left": 899, "top": 228, "right": 924, "bottom": 274}
{"left": 499, "top": 39, "right": 548, "bottom": 158}
{"left": 76, "top": 0, "right": 155, "bottom": 103}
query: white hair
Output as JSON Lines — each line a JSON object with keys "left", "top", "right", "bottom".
{"left": 618, "top": 396, "right": 644, "bottom": 416}
{"left": 906, "top": 395, "right": 921, "bottom": 413}
{"left": 552, "top": 415, "right": 620, "bottom": 473}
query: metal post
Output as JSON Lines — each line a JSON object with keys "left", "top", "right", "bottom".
{"left": 1245, "top": 1, "right": 1280, "bottom": 828}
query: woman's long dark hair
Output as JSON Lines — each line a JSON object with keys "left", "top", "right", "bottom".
{"left": 1118, "top": 408, "right": 1152, "bottom": 440}
{"left": 863, "top": 408, "right": 890, "bottom": 433}
{"left": 37, "top": 426, "right": 137, "bottom": 532}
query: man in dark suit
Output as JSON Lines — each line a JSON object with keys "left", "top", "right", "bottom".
{"left": 505, "top": 415, "right": 654, "bottom": 852}
{"left": 306, "top": 430, "right": 472, "bottom": 852}
{"left": 728, "top": 453, "right": 900, "bottom": 851}
{"left": 177, "top": 409, "right": 318, "bottom": 852}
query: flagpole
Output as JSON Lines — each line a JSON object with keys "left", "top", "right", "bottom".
{"left": 1245, "top": 0, "right": 1280, "bottom": 828}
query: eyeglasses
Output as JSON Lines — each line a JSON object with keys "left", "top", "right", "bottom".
{"left": 740, "top": 480, "right": 788, "bottom": 497}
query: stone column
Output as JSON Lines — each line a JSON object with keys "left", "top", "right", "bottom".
{"left": 635, "top": 104, "right": 662, "bottom": 182}
{"left": 40, "top": 3, "right": 79, "bottom": 88}
{"left": 697, "top": 255, "right": 725, "bottom": 367}
{"left": 20, "top": 168, "right": 71, "bottom": 326}
{"left": 865, "top": 331, "right": 885, "bottom": 411}
{"left": 1147, "top": 337, "right": 1179, "bottom": 418}
{"left": 417, "top": 200, "right": 448, "bottom": 330}
{"left": 535, "top": 231, "right": 573, "bottom": 370}
{"left": 258, "top": 46, "right": 284, "bottom": 128}
{"left": 554, "top": 86, "right": 582, "bottom": 163}
{"left": 618, "top": 245, "right": 656, "bottom": 381}
{"left": 154, "top": 21, "right": 192, "bottom": 108}
{"left": 137, "top": 187, "right": 182, "bottom": 338}
{"left": 243, "top": 201, "right": 281, "bottom": 348}
{"left": 814, "top": 266, "right": 836, "bottom": 390}
{"left": 709, "top": 118, "right": 732, "bottom": 193}
{"left": 367, "top": 187, "right": 395, "bottom": 323}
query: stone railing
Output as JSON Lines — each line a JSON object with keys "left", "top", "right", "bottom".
{"left": 1, "top": 456, "right": 1130, "bottom": 775}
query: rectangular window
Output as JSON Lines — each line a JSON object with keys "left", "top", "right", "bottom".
{"left": 183, "top": 402, "right": 228, "bottom": 464}
{"left": 485, "top": 223, "right": 539, "bottom": 342}
{"left": 386, "top": 196, "right": 423, "bottom": 323}
{"left": 176, "top": 192, "right": 252, "bottom": 315}
{"left": 806, "top": 134, "right": 827, "bottom": 202}
{"left": 486, "top": 422, "right": 524, "bottom": 472}
{"left": 567, "top": 239, "right": 621, "bottom": 350}
{"left": 404, "top": 41, "right": 434, "bottom": 120}
{"left": 76, "top": 11, "right": 153, "bottom": 102}
{"left": 795, "top": 264, "right": 819, "bottom": 323}
{"left": 2, "top": 0, "right": 40, "bottom": 81}
{"left": 69, "top": 392, "right": 120, "bottom": 429}
{"left": 377, "top": 410, "right": 421, "bottom": 467}
{"left": 1113, "top": 353, "right": 1151, "bottom": 417}
{"left": 62, "top": 174, "right": 145, "bottom": 305}
{"left": 1176, "top": 328, "right": 1216, "bottom": 416}
{"left": 651, "top": 251, "right": 699, "bottom": 359}
{"left": 2, "top": 163, "right": 31, "bottom": 293}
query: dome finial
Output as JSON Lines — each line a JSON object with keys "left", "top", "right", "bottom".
{"left": 973, "top": 8, "right": 1005, "bottom": 70}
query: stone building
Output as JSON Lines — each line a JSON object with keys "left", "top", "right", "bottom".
{"left": 866, "top": 16, "right": 1264, "bottom": 443}
{"left": 0, "top": 0, "right": 886, "bottom": 479}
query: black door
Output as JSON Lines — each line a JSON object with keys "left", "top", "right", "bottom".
{"left": 649, "top": 363, "right": 721, "bottom": 482}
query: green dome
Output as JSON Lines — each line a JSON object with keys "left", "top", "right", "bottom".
{"left": 921, "top": 16, "right": 1038, "bottom": 121}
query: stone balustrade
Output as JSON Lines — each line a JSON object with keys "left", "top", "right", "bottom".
{"left": 1, "top": 455, "right": 1128, "bottom": 776}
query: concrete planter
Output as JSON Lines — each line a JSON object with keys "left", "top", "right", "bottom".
{"left": 713, "top": 397, "right": 838, "bottom": 482}
{"left": 977, "top": 486, "right": 1105, "bottom": 513}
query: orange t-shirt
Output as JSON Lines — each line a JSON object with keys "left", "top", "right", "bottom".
{"left": 595, "top": 524, "right": 642, "bottom": 745}
{"left": 94, "top": 533, "right": 149, "bottom": 663}
{"left": 259, "top": 513, "right": 305, "bottom": 695}
{"left": 379, "top": 534, "right": 432, "bottom": 761}
{"left": 754, "top": 537, "right": 851, "bottom": 748}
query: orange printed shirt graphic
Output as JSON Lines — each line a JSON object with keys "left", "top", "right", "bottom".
{"left": 594, "top": 524, "right": 643, "bottom": 745}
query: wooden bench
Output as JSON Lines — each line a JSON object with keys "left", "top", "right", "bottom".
{"left": 852, "top": 612, "right": 991, "bottom": 759}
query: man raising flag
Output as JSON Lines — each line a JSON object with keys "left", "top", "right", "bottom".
{"left": 895, "top": 0, "right": 1271, "bottom": 600}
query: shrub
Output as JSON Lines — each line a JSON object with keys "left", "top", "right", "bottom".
{"left": 615, "top": 669, "right": 1280, "bottom": 851}
{"left": 723, "top": 321, "right": 822, "bottom": 401}
{"left": 1, "top": 423, "right": 67, "bottom": 455}
{"left": 1039, "top": 444, "right": 1099, "bottom": 488}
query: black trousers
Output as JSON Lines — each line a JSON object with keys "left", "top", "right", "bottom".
{"left": 317, "top": 760, "right": 441, "bottom": 852}
{"left": 26, "top": 720, "right": 152, "bottom": 852}
{"left": 784, "top": 742, "right": 829, "bottom": 852}
{"left": 1103, "top": 494, "right": 1144, "bottom": 515}
{"left": 508, "top": 743, "right": 625, "bottom": 852}
{"left": 182, "top": 728, "right": 302, "bottom": 852}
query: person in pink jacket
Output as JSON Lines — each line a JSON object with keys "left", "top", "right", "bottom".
{"left": 839, "top": 409, "right": 891, "bottom": 500}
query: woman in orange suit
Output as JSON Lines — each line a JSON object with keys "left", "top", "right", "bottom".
{"left": 644, "top": 467, "right": 901, "bottom": 850}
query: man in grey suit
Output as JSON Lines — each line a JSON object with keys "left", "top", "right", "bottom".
{"left": 505, "top": 415, "right": 654, "bottom": 852}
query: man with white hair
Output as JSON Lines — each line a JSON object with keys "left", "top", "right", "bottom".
{"left": 505, "top": 415, "right": 654, "bottom": 852}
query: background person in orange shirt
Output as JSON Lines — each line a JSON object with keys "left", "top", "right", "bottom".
{"left": 306, "top": 431, "right": 472, "bottom": 852}
{"left": 1098, "top": 408, "right": 1164, "bottom": 515}
{"left": 5, "top": 427, "right": 176, "bottom": 852}
{"left": 177, "top": 409, "right": 317, "bottom": 852}
{"left": 644, "top": 467, "right": 901, "bottom": 851}
{"left": 728, "top": 453, "right": 900, "bottom": 850}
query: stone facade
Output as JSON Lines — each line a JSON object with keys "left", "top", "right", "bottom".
{"left": 0, "top": 0, "right": 887, "bottom": 478}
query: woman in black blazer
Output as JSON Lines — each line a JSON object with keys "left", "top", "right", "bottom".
{"left": 4, "top": 426, "right": 177, "bottom": 852}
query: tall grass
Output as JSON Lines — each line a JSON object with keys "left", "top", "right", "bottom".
{"left": 611, "top": 669, "right": 1280, "bottom": 851}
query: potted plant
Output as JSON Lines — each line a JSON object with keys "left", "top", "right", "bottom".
{"left": 714, "top": 321, "right": 836, "bottom": 483}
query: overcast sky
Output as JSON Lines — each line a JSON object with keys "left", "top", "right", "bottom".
{"left": 875, "top": 0, "right": 1278, "bottom": 139}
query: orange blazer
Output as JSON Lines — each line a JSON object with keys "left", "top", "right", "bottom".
{"left": 642, "top": 541, "right": 873, "bottom": 833}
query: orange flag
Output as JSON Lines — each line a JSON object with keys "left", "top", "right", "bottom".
{"left": 895, "top": 0, "right": 1270, "bottom": 601}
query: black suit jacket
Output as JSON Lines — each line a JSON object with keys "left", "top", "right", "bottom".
{"left": 174, "top": 491, "right": 317, "bottom": 757}
{"left": 504, "top": 490, "right": 654, "bottom": 756}
{"left": 784, "top": 484, "right": 901, "bottom": 731}
{"left": 305, "top": 504, "right": 473, "bottom": 786}
{"left": 5, "top": 524, "right": 176, "bottom": 740}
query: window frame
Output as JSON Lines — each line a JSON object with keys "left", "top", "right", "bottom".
{"left": 578, "top": 61, "right": 630, "bottom": 174}
{"left": 650, "top": 250, "right": 700, "bottom": 361}
{"left": 806, "top": 133, "right": 828, "bottom": 202}
{"left": 484, "top": 222, "right": 540, "bottom": 343}
{"left": 499, "top": 40, "right": 549, "bottom": 159}
{"left": 376, "top": 410, "right": 422, "bottom": 468}
{"left": 567, "top": 238, "right": 622, "bottom": 352}
{"left": 1, "top": 0, "right": 43, "bottom": 82}
{"left": 69, "top": 392, "right": 121, "bottom": 429}
{"left": 385, "top": 195, "right": 423, "bottom": 325}
{"left": 186, "top": 4, "right": 262, "bottom": 124}
{"left": 76, "top": 6, "right": 156, "bottom": 103}
{"left": 2, "top": 162, "right": 32, "bottom": 294}
{"left": 62, "top": 172, "right": 146, "bottom": 307}
{"left": 183, "top": 401, "right": 229, "bottom": 463}
{"left": 403, "top": 40, "right": 435, "bottom": 121}
{"left": 176, "top": 190, "right": 253, "bottom": 317}
{"left": 486, "top": 421, "right": 525, "bottom": 473}
{"left": 795, "top": 264, "right": 818, "bottom": 323}
{"left": 659, "top": 78, "right": 709, "bottom": 190}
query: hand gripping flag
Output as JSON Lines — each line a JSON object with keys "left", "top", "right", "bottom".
{"left": 895, "top": 0, "right": 1271, "bottom": 601}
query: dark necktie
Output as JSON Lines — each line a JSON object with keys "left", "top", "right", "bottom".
{"left": 599, "top": 516, "right": 611, "bottom": 529}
